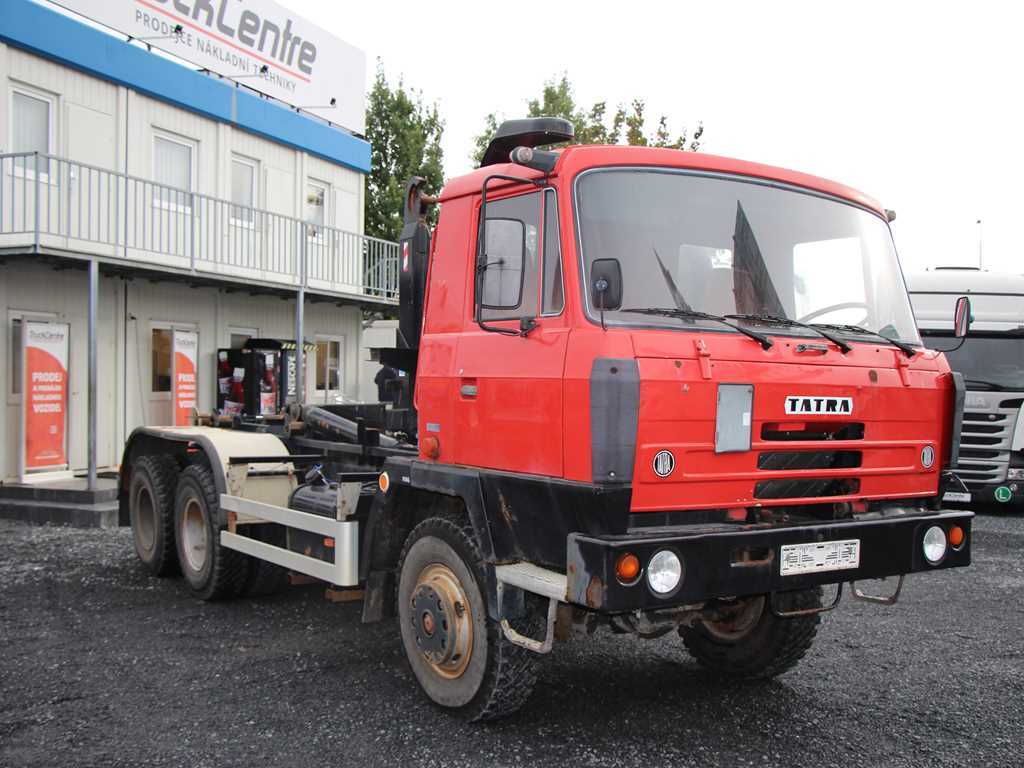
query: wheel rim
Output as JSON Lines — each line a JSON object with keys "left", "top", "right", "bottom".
{"left": 409, "top": 563, "right": 474, "bottom": 680}
{"left": 701, "top": 596, "right": 765, "bottom": 641}
{"left": 134, "top": 485, "right": 156, "bottom": 552}
{"left": 180, "top": 497, "right": 208, "bottom": 573}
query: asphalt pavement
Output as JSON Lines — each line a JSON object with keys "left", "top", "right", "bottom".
{"left": 1, "top": 513, "right": 1021, "bottom": 768}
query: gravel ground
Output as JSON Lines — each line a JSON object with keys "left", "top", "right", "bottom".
{"left": 1, "top": 513, "right": 1021, "bottom": 768}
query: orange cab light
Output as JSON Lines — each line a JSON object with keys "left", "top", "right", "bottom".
{"left": 616, "top": 553, "right": 641, "bottom": 584}
{"left": 949, "top": 525, "right": 965, "bottom": 548}
{"left": 378, "top": 471, "right": 390, "bottom": 494}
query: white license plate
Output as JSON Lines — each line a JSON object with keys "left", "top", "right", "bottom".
{"left": 943, "top": 491, "right": 972, "bottom": 503}
{"left": 780, "top": 539, "right": 860, "bottom": 576}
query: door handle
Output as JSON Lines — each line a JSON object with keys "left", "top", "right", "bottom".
{"left": 460, "top": 380, "right": 478, "bottom": 398}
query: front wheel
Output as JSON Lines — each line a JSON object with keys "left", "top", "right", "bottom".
{"left": 396, "top": 517, "right": 540, "bottom": 721}
{"left": 680, "top": 588, "right": 822, "bottom": 679}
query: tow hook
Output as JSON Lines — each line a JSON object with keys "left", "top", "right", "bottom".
{"left": 850, "top": 575, "right": 904, "bottom": 605}
{"left": 769, "top": 584, "right": 843, "bottom": 618}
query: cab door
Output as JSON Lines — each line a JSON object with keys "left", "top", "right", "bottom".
{"left": 452, "top": 188, "right": 568, "bottom": 477}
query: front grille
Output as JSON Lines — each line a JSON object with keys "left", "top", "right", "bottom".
{"left": 963, "top": 412, "right": 1007, "bottom": 422}
{"left": 757, "top": 450, "right": 862, "bottom": 471}
{"left": 761, "top": 422, "right": 865, "bottom": 441}
{"left": 956, "top": 392, "right": 1023, "bottom": 488}
{"left": 754, "top": 478, "right": 860, "bottom": 500}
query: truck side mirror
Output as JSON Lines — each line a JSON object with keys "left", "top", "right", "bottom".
{"left": 591, "top": 258, "right": 623, "bottom": 311}
{"left": 953, "top": 295, "right": 971, "bottom": 338}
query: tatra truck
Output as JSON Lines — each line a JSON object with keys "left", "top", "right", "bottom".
{"left": 120, "top": 118, "right": 975, "bottom": 721}
{"left": 910, "top": 267, "right": 1024, "bottom": 509}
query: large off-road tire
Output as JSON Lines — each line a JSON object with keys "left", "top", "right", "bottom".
{"left": 397, "top": 517, "right": 540, "bottom": 722}
{"left": 128, "top": 454, "right": 181, "bottom": 577}
{"left": 173, "top": 464, "right": 247, "bottom": 601}
{"left": 680, "top": 588, "right": 823, "bottom": 679}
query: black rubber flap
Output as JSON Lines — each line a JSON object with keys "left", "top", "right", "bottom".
{"left": 590, "top": 358, "right": 640, "bottom": 484}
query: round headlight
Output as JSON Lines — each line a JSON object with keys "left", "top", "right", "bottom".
{"left": 647, "top": 549, "right": 683, "bottom": 595}
{"left": 922, "top": 525, "right": 947, "bottom": 565}
{"left": 921, "top": 445, "right": 935, "bottom": 469}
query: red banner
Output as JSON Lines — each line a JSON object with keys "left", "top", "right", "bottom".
{"left": 173, "top": 330, "right": 198, "bottom": 426}
{"left": 22, "top": 321, "right": 70, "bottom": 471}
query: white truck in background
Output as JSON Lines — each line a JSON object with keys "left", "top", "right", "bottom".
{"left": 909, "top": 268, "right": 1024, "bottom": 508}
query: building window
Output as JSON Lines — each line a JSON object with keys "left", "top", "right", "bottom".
{"left": 229, "top": 327, "right": 258, "bottom": 349}
{"left": 10, "top": 317, "right": 22, "bottom": 396}
{"left": 314, "top": 337, "right": 344, "bottom": 399}
{"left": 8, "top": 311, "right": 58, "bottom": 398}
{"left": 151, "top": 328, "right": 173, "bottom": 392}
{"left": 231, "top": 156, "right": 257, "bottom": 225}
{"left": 10, "top": 88, "right": 53, "bottom": 176}
{"left": 153, "top": 133, "right": 194, "bottom": 210}
{"left": 306, "top": 181, "right": 326, "bottom": 235}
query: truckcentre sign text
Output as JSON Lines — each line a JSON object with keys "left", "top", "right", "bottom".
{"left": 52, "top": 0, "right": 366, "bottom": 133}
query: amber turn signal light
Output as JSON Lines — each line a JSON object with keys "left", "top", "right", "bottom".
{"left": 949, "top": 525, "right": 965, "bottom": 548}
{"left": 615, "top": 552, "right": 641, "bottom": 584}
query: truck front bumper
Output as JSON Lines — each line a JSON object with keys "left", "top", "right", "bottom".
{"left": 566, "top": 509, "right": 973, "bottom": 613}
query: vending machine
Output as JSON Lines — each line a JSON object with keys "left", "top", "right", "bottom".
{"left": 215, "top": 339, "right": 282, "bottom": 416}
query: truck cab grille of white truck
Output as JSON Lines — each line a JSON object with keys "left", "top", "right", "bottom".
{"left": 956, "top": 395, "right": 1023, "bottom": 488}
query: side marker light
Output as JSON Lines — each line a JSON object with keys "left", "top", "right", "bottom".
{"left": 615, "top": 553, "right": 641, "bottom": 584}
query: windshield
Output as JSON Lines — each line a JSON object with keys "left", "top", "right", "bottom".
{"left": 921, "top": 333, "right": 1024, "bottom": 391}
{"left": 575, "top": 169, "right": 920, "bottom": 344}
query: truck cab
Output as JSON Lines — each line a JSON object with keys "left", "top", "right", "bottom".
{"left": 909, "top": 268, "right": 1024, "bottom": 508}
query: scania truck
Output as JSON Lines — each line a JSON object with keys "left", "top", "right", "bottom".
{"left": 120, "top": 118, "right": 974, "bottom": 721}
{"left": 910, "top": 267, "right": 1024, "bottom": 509}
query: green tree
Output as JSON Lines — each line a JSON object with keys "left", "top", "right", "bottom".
{"left": 365, "top": 63, "right": 445, "bottom": 242}
{"left": 471, "top": 75, "right": 703, "bottom": 165}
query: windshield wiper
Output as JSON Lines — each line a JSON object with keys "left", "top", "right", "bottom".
{"left": 622, "top": 307, "right": 774, "bottom": 350}
{"left": 811, "top": 323, "right": 918, "bottom": 358}
{"left": 725, "top": 314, "right": 853, "bottom": 354}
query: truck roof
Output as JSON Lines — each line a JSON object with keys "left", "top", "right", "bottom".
{"left": 907, "top": 268, "right": 1024, "bottom": 332}
{"left": 440, "top": 144, "right": 887, "bottom": 218}
{"left": 907, "top": 268, "right": 1024, "bottom": 295}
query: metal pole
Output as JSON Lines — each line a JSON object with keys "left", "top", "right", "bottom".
{"left": 190, "top": 191, "right": 196, "bottom": 272}
{"left": 87, "top": 258, "right": 99, "bottom": 490}
{"left": 33, "top": 152, "right": 40, "bottom": 251}
{"left": 976, "top": 218, "right": 983, "bottom": 269}
{"left": 294, "top": 231, "right": 306, "bottom": 405}
{"left": 295, "top": 286, "right": 305, "bottom": 406}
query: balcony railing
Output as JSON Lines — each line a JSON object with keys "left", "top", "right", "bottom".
{"left": 0, "top": 152, "right": 398, "bottom": 302}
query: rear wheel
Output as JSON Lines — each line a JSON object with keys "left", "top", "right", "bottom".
{"left": 396, "top": 517, "right": 540, "bottom": 721}
{"left": 173, "top": 464, "right": 246, "bottom": 601}
{"left": 680, "top": 589, "right": 822, "bottom": 679}
{"left": 129, "top": 454, "right": 180, "bottom": 577}
{"left": 239, "top": 525, "right": 288, "bottom": 597}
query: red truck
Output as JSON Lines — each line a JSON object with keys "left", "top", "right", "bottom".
{"left": 120, "top": 117, "right": 974, "bottom": 721}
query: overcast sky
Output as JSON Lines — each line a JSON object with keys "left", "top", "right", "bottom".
{"left": 46, "top": 0, "right": 1020, "bottom": 275}
{"left": 290, "top": 0, "right": 1020, "bottom": 276}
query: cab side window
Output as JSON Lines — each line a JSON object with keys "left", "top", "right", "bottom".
{"left": 479, "top": 192, "right": 541, "bottom": 321}
{"left": 541, "top": 189, "right": 563, "bottom": 315}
